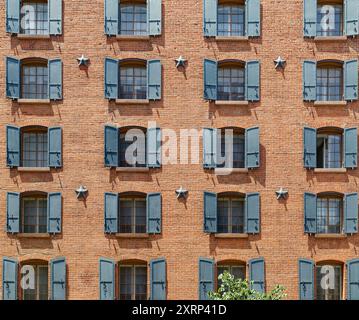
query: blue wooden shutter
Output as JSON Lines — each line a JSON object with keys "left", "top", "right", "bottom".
{"left": 105, "top": 0, "right": 119, "bottom": 35}
{"left": 203, "top": 0, "right": 217, "bottom": 36}
{"left": 148, "top": 0, "right": 162, "bottom": 35}
{"left": 344, "top": 60, "right": 358, "bottom": 101}
{"left": 2, "top": 257, "right": 18, "bottom": 300}
{"left": 203, "top": 128, "right": 217, "bottom": 169}
{"left": 6, "top": 125, "right": 20, "bottom": 168}
{"left": 348, "top": 259, "right": 359, "bottom": 300}
{"left": 204, "top": 192, "right": 217, "bottom": 233}
{"left": 303, "top": 0, "right": 317, "bottom": 37}
{"left": 204, "top": 59, "right": 218, "bottom": 100}
{"left": 147, "top": 60, "right": 162, "bottom": 100}
{"left": 303, "top": 127, "right": 317, "bottom": 168}
{"left": 344, "top": 127, "right": 358, "bottom": 168}
{"left": 104, "top": 193, "right": 118, "bottom": 233}
{"left": 147, "top": 127, "right": 161, "bottom": 168}
{"left": 345, "top": 193, "right": 358, "bottom": 234}
{"left": 6, "top": 192, "right": 20, "bottom": 234}
{"left": 6, "top": 57, "right": 20, "bottom": 99}
{"left": 147, "top": 193, "right": 161, "bottom": 234}
{"left": 47, "top": 192, "right": 62, "bottom": 234}
{"left": 245, "top": 127, "right": 260, "bottom": 169}
{"left": 48, "top": 127, "right": 62, "bottom": 168}
{"left": 104, "top": 125, "right": 119, "bottom": 167}
{"left": 49, "top": 0, "right": 62, "bottom": 35}
{"left": 245, "top": 60, "right": 260, "bottom": 101}
{"left": 105, "top": 58, "right": 119, "bottom": 99}
{"left": 246, "top": 0, "right": 260, "bottom": 37}
{"left": 48, "top": 59, "right": 62, "bottom": 100}
{"left": 246, "top": 192, "right": 260, "bottom": 234}
{"left": 150, "top": 258, "right": 166, "bottom": 300}
{"left": 198, "top": 258, "right": 214, "bottom": 300}
{"left": 249, "top": 258, "right": 265, "bottom": 293}
{"left": 303, "top": 60, "right": 317, "bottom": 101}
{"left": 304, "top": 192, "right": 317, "bottom": 234}
{"left": 99, "top": 258, "right": 115, "bottom": 300}
{"left": 6, "top": 0, "right": 20, "bottom": 34}
{"left": 50, "top": 257, "right": 66, "bottom": 300}
{"left": 298, "top": 258, "right": 314, "bottom": 300}
{"left": 345, "top": 0, "right": 359, "bottom": 36}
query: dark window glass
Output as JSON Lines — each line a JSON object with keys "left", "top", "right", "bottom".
{"left": 317, "top": 197, "right": 342, "bottom": 234}
{"left": 22, "top": 131, "right": 48, "bottom": 167}
{"left": 218, "top": 131, "right": 245, "bottom": 168}
{"left": 20, "top": 2, "right": 49, "bottom": 35}
{"left": 217, "top": 5, "right": 245, "bottom": 36}
{"left": 217, "top": 198, "right": 245, "bottom": 233}
{"left": 119, "top": 65, "right": 147, "bottom": 99}
{"left": 218, "top": 66, "right": 245, "bottom": 101}
{"left": 22, "top": 197, "right": 47, "bottom": 234}
{"left": 119, "top": 198, "right": 146, "bottom": 233}
{"left": 22, "top": 64, "right": 48, "bottom": 99}
{"left": 316, "top": 265, "right": 342, "bottom": 300}
{"left": 316, "top": 4, "right": 343, "bottom": 36}
{"left": 23, "top": 265, "right": 48, "bottom": 300}
{"left": 120, "top": 3, "right": 147, "bottom": 35}
{"left": 317, "top": 67, "right": 343, "bottom": 101}
{"left": 217, "top": 265, "right": 245, "bottom": 288}
{"left": 119, "top": 129, "right": 146, "bottom": 167}
{"left": 120, "top": 265, "right": 147, "bottom": 300}
{"left": 317, "top": 134, "right": 342, "bottom": 168}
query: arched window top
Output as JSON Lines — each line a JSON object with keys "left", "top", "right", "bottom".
{"left": 218, "top": 0, "right": 245, "bottom": 4}
{"left": 218, "top": 191, "right": 246, "bottom": 198}
{"left": 120, "top": 126, "right": 147, "bottom": 132}
{"left": 21, "top": 125, "right": 48, "bottom": 132}
{"left": 316, "top": 259, "right": 344, "bottom": 266}
{"left": 318, "top": 0, "right": 343, "bottom": 5}
{"left": 217, "top": 259, "right": 246, "bottom": 266}
{"left": 317, "top": 60, "right": 343, "bottom": 68}
{"left": 119, "top": 259, "right": 147, "bottom": 265}
{"left": 21, "top": 191, "right": 47, "bottom": 198}
{"left": 317, "top": 191, "right": 344, "bottom": 198}
{"left": 218, "top": 126, "right": 245, "bottom": 134}
{"left": 21, "top": 57, "right": 48, "bottom": 66}
{"left": 119, "top": 191, "right": 147, "bottom": 197}
{"left": 119, "top": 58, "right": 147, "bottom": 67}
{"left": 20, "top": 259, "right": 48, "bottom": 266}
{"left": 218, "top": 60, "right": 245, "bottom": 68}
{"left": 317, "top": 126, "right": 343, "bottom": 134}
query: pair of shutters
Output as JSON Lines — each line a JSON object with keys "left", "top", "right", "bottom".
{"left": 104, "top": 58, "right": 162, "bottom": 100}
{"left": 298, "top": 258, "right": 359, "bottom": 300}
{"left": 6, "top": 192, "right": 62, "bottom": 234}
{"left": 204, "top": 0, "right": 260, "bottom": 37}
{"left": 99, "top": 258, "right": 166, "bottom": 300}
{"left": 203, "top": 127, "right": 260, "bottom": 169}
{"left": 304, "top": 0, "right": 359, "bottom": 37}
{"left": 105, "top": 0, "right": 162, "bottom": 36}
{"left": 204, "top": 59, "right": 260, "bottom": 101}
{"left": 198, "top": 257, "right": 265, "bottom": 300}
{"left": 6, "top": 126, "right": 62, "bottom": 168}
{"left": 6, "top": 0, "right": 62, "bottom": 35}
{"left": 303, "top": 127, "right": 357, "bottom": 169}
{"left": 2, "top": 257, "right": 66, "bottom": 300}
{"left": 104, "top": 125, "right": 161, "bottom": 168}
{"left": 104, "top": 193, "right": 162, "bottom": 234}
{"left": 203, "top": 192, "right": 260, "bottom": 234}
{"left": 304, "top": 192, "right": 358, "bottom": 234}
{"left": 303, "top": 60, "right": 358, "bottom": 101}
{"left": 6, "top": 57, "right": 63, "bottom": 100}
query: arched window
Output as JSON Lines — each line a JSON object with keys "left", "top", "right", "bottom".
{"left": 119, "top": 60, "right": 147, "bottom": 100}
{"left": 20, "top": 0, "right": 49, "bottom": 35}
{"left": 217, "top": 261, "right": 246, "bottom": 288}
{"left": 316, "top": 0, "right": 343, "bottom": 37}
{"left": 21, "top": 126, "right": 48, "bottom": 167}
{"left": 21, "top": 59, "right": 48, "bottom": 99}
{"left": 120, "top": 0, "right": 147, "bottom": 36}
{"left": 119, "top": 127, "right": 147, "bottom": 167}
{"left": 119, "top": 192, "right": 147, "bottom": 233}
{"left": 316, "top": 127, "right": 343, "bottom": 168}
{"left": 315, "top": 261, "right": 343, "bottom": 300}
{"left": 119, "top": 261, "right": 147, "bottom": 300}
{"left": 21, "top": 260, "right": 48, "bottom": 300}
{"left": 217, "top": 1, "right": 245, "bottom": 37}
{"left": 317, "top": 192, "right": 343, "bottom": 234}
{"left": 218, "top": 61, "right": 245, "bottom": 101}
{"left": 218, "top": 127, "right": 245, "bottom": 168}
{"left": 217, "top": 192, "right": 245, "bottom": 233}
{"left": 21, "top": 192, "right": 47, "bottom": 234}
{"left": 317, "top": 61, "right": 343, "bottom": 101}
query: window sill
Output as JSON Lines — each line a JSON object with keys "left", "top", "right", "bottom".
{"left": 214, "top": 233, "right": 249, "bottom": 238}
{"left": 116, "top": 167, "right": 150, "bottom": 173}
{"left": 215, "top": 36, "right": 249, "bottom": 42}
{"left": 115, "top": 99, "right": 150, "bottom": 105}
{"left": 17, "top": 167, "right": 51, "bottom": 172}
{"left": 314, "top": 234, "right": 347, "bottom": 239}
{"left": 17, "top": 99, "right": 51, "bottom": 105}
{"left": 314, "top": 36, "right": 347, "bottom": 42}
{"left": 314, "top": 101, "right": 347, "bottom": 106}
{"left": 16, "top": 233, "right": 51, "bottom": 239}
{"left": 116, "top": 35, "right": 150, "bottom": 41}
{"left": 215, "top": 100, "right": 249, "bottom": 106}
{"left": 115, "top": 233, "right": 150, "bottom": 238}
{"left": 17, "top": 34, "right": 51, "bottom": 40}
{"left": 215, "top": 168, "right": 248, "bottom": 175}
{"left": 314, "top": 168, "right": 347, "bottom": 173}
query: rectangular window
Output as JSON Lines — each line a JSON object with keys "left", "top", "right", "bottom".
{"left": 218, "top": 67, "right": 245, "bottom": 101}
{"left": 22, "top": 131, "right": 48, "bottom": 167}
{"left": 317, "top": 197, "right": 342, "bottom": 234}
{"left": 20, "top": 2, "right": 49, "bottom": 35}
{"left": 217, "top": 198, "right": 245, "bottom": 233}
{"left": 23, "top": 265, "right": 48, "bottom": 300}
{"left": 316, "top": 4, "right": 343, "bottom": 37}
{"left": 317, "top": 134, "right": 342, "bottom": 168}
{"left": 316, "top": 265, "right": 342, "bottom": 300}
{"left": 219, "top": 132, "right": 245, "bottom": 168}
{"left": 119, "top": 131, "right": 147, "bottom": 167}
{"left": 119, "top": 66, "right": 147, "bottom": 99}
{"left": 316, "top": 67, "right": 343, "bottom": 101}
{"left": 119, "top": 198, "right": 146, "bottom": 233}
{"left": 120, "top": 4, "right": 147, "bottom": 35}
{"left": 22, "top": 197, "right": 47, "bottom": 233}
{"left": 217, "top": 5, "right": 245, "bottom": 37}
{"left": 119, "top": 265, "right": 147, "bottom": 300}
{"left": 21, "top": 65, "right": 48, "bottom": 99}
{"left": 217, "top": 265, "right": 245, "bottom": 288}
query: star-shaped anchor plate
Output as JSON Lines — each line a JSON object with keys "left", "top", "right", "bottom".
{"left": 175, "top": 186, "right": 188, "bottom": 199}
{"left": 274, "top": 56, "right": 286, "bottom": 69}
{"left": 75, "top": 185, "right": 88, "bottom": 199}
{"left": 175, "top": 56, "right": 187, "bottom": 68}
{"left": 276, "top": 187, "right": 288, "bottom": 200}
{"left": 77, "top": 54, "right": 89, "bottom": 67}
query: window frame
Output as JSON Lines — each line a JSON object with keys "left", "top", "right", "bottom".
{"left": 218, "top": 128, "right": 245, "bottom": 168}
{"left": 119, "top": 61, "right": 148, "bottom": 100}
{"left": 316, "top": 132, "right": 343, "bottom": 169}
{"left": 21, "top": 194, "right": 47, "bottom": 234}
{"left": 316, "top": 62, "right": 344, "bottom": 102}
{"left": 216, "top": 263, "right": 246, "bottom": 289}
{"left": 316, "top": 1, "right": 344, "bottom": 37}
{"left": 119, "top": 264, "right": 148, "bottom": 300}
{"left": 20, "top": 0, "right": 49, "bottom": 35}
{"left": 119, "top": 196, "right": 147, "bottom": 233}
{"left": 119, "top": 127, "right": 147, "bottom": 168}
{"left": 315, "top": 263, "right": 343, "bottom": 300}
{"left": 119, "top": 1, "right": 148, "bottom": 36}
{"left": 21, "top": 59, "right": 49, "bottom": 100}
{"left": 316, "top": 194, "right": 344, "bottom": 234}
{"left": 217, "top": 62, "right": 246, "bottom": 101}
{"left": 217, "top": 1, "right": 246, "bottom": 37}
{"left": 21, "top": 127, "right": 48, "bottom": 168}
{"left": 217, "top": 196, "right": 245, "bottom": 234}
{"left": 22, "top": 263, "right": 49, "bottom": 300}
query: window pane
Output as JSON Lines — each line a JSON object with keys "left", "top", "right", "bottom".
{"left": 135, "top": 200, "right": 146, "bottom": 233}
{"left": 20, "top": 2, "right": 49, "bottom": 35}
{"left": 120, "top": 266, "right": 133, "bottom": 300}
{"left": 316, "top": 265, "right": 342, "bottom": 300}
{"left": 218, "top": 66, "right": 245, "bottom": 101}
{"left": 231, "top": 200, "right": 245, "bottom": 233}
{"left": 217, "top": 5, "right": 245, "bottom": 36}
{"left": 135, "top": 266, "right": 147, "bottom": 300}
{"left": 23, "top": 265, "right": 48, "bottom": 300}
{"left": 316, "top": 67, "right": 343, "bottom": 101}
{"left": 22, "top": 65, "right": 48, "bottom": 99}
{"left": 119, "top": 65, "right": 147, "bottom": 99}
{"left": 23, "top": 197, "right": 47, "bottom": 234}
{"left": 317, "top": 197, "right": 342, "bottom": 234}
{"left": 22, "top": 131, "right": 48, "bottom": 167}
{"left": 316, "top": 5, "right": 343, "bottom": 36}
{"left": 217, "top": 199, "right": 229, "bottom": 233}
{"left": 120, "top": 4, "right": 147, "bottom": 35}
{"left": 119, "top": 130, "right": 146, "bottom": 168}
